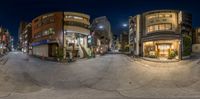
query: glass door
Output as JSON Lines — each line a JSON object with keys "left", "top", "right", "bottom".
{"left": 158, "top": 44, "right": 171, "bottom": 58}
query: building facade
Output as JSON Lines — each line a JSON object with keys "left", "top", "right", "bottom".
{"left": 18, "top": 21, "right": 28, "bottom": 51}
{"left": 31, "top": 12, "right": 90, "bottom": 58}
{"left": 18, "top": 22, "right": 32, "bottom": 54}
{"left": 129, "top": 10, "right": 192, "bottom": 60}
{"left": 119, "top": 31, "right": 129, "bottom": 51}
{"left": 0, "top": 27, "right": 12, "bottom": 54}
{"left": 129, "top": 15, "right": 141, "bottom": 56}
{"left": 192, "top": 28, "right": 200, "bottom": 53}
{"left": 91, "top": 16, "right": 113, "bottom": 54}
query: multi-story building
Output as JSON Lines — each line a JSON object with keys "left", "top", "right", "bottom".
{"left": 31, "top": 12, "right": 90, "bottom": 58}
{"left": 91, "top": 16, "right": 113, "bottom": 54}
{"left": 18, "top": 21, "right": 28, "bottom": 51}
{"left": 0, "top": 27, "right": 12, "bottom": 54}
{"left": 192, "top": 28, "right": 200, "bottom": 53}
{"left": 18, "top": 22, "right": 32, "bottom": 54}
{"left": 193, "top": 28, "right": 200, "bottom": 44}
{"left": 129, "top": 15, "right": 141, "bottom": 56}
{"left": 119, "top": 31, "right": 129, "bottom": 51}
{"left": 129, "top": 10, "right": 192, "bottom": 60}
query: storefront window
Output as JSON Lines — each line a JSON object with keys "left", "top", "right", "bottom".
{"left": 143, "top": 40, "right": 179, "bottom": 59}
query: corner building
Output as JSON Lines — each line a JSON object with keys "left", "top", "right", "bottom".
{"left": 129, "top": 10, "right": 192, "bottom": 60}
{"left": 32, "top": 12, "right": 90, "bottom": 58}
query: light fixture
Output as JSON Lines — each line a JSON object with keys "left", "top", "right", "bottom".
{"left": 99, "top": 25, "right": 104, "bottom": 29}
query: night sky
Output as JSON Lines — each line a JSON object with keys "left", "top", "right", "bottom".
{"left": 0, "top": 0, "right": 200, "bottom": 46}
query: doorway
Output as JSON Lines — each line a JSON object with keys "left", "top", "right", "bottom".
{"left": 157, "top": 44, "right": 171, "bottom": 58}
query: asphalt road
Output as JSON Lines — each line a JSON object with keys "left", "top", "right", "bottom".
{"left": 0, "top": 51, "right": 200, "bottom": 99}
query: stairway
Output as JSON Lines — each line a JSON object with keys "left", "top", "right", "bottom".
{"left": 80, "top": 45, "right": 90, "bottom": 58}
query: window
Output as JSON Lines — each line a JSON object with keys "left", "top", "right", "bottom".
{"left": 146, "top": 13, "right": 173, "bottom": 21}
{"left": 146, "top": 23, "right": 172, "bottom": 33}
{"left": 49, "top": 28, "right": 55, "bottom": 35}
{"left": 34, "top": 33, "right": 41, "bottom": 39}
{"left": 148, "top": 26, "right": 154, "bottom": 32}
{"left": 64, "top": 21, "right": 89, "bottom": 29}
{"left": 25, "top": 34, "right": 28, "bottom": 38}
{"left": 43, "top": 30, "right": 48, "bottom": 36}
{"left": 65, "top": 15, "right": 73, "bottom": 18}
{"left": 165, "top": 14, "right": 172, "bottom": 18}
{"left": 50, "top": 18, "right": 55, "bottom": 22}
{"left": 34, "top": 28, "right": 55, "bottom": 39}
{"left": 74, "top": 16, "right": 83, "bottom": 20}
{"left": 165, "top": 24, "right": 172, "bottom": 30}
{"left": 159, "top": 24, "right": 165, "bottom": 30}
{"left": 159, "top": 14, "right": 165, "bottom": 18}
{"left": 155, "top": 25, "right": 159, "bottom": 31}
{"left": 65, "top": 15, "right": 85, "bottom": 20}
{"left": 147, "top": 15, "right": 156, "bottom": 20}
{"left": 162, "top": 19, "right": 167, "bottom": 21}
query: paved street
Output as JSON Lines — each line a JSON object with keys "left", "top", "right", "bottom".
{"left": 0, "top": 52, "right": 200, "bottom": 99}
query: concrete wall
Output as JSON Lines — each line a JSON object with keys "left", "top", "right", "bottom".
{"left": 192, "top": 44, "right": 200, "bottom": 53}
{"left": 33, "top": 44, "right": 49, "bottom": 57}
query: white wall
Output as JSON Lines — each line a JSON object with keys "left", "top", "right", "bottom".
{"left": 33, "top": 45, "right": 49, "bottom": 57}
{"left": 192, "top": 44, "right": 200, "bottom": 53}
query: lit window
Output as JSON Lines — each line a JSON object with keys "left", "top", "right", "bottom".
{"left": 159, "top": 14, "right": 165, "bottom": 18}
{"left": 66, "top": 16, "right": 73, "bottom": 18}
{"left": 165, "top": 24, "right": 172, "bottom": 30}
{"left": 147, "top": 15, "right": 156, "bottom": 20}
{"left": 148, "top": 26, "right": 154, "bottom": 32}
{"left": 165, "top": 14, "right": 172, "bottom": 17}
{"left": 159, "top": 24, "right": 165, "bottom": 30}
{"left": 49, "top": 28, "right": 55, "bottom": 35}
{"left": 198, "top": 28, "right": 200, "bottom": 32}
{"left": 155, "top": 25, "right": 159, "bottom": 31}
{"left": 74, "top": 16, "right": 83, "bottom": 20}
{"left": 43, "top": 30, "right": 48, "bottom": 36}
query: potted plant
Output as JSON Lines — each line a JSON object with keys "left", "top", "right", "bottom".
{"left": 56, "top": 47, "right": 64, "bottom": 62}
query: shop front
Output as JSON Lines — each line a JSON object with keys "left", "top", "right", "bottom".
{"left": 143, "top": 40, "right": 180, "bottom": 60}
{"left": 65, "top": 32, "right": 88, "bottom": 58}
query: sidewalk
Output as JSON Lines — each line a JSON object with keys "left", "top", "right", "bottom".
{"left": 142, "top": 57, "right": 179, "bottom": 63}
{"left": 107, "top": 51, "right": 130, "bottom": 55}
{"left": 0, "top": 53, "right": 8, "bottom": 65}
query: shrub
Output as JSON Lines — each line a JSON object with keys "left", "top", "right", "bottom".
{"left": 183, "top": 36, "right": 192, "bottom": 56}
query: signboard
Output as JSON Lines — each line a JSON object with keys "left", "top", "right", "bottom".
{"left": 32, "top": 40, "right": 49, "bottom": 46}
